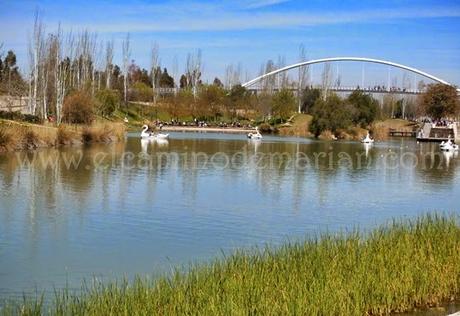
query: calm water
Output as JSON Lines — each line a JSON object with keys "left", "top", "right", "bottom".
{"left": 0, "top": 132, "right": 459, "bottom": 299}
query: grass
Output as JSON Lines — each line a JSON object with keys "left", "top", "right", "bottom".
{"left": 0, "top": 126, "right": 13, "bottom": 151}
{"left": 278, "top": 114, "right": 313, "bottom": 137}
{"left": 372, "top": 118, "right": 418, "bottom": 141}
{"left": 81, "top": 123, "right": 126, "bottom": 144}
{"left": 0, "top": 120, "right": 126, "bottom": 151}
{"left": 1, "top": 214, "right": 459, "bottom": 315}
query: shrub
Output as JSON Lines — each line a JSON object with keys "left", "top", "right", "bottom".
{"left": 0, "top": 110, "right": 42, "bottom": 124}
{"left": 347, "top": 90, "right": 379, "bottom": 127}
{"left": 258, "top": 122, "right": 272, "bottom": 134}
{"left": 301, "top": 87, "right": 322, "bottom": 113}
{"left": 81, "top": 128, "right": 93, "bottom": 143}
{"left": 271, "top": 88, "right": 296, "bottom": 122}
{"left": 309, "top": 94, "right": 353, "bottom": 137}
{"left": 81, "top": 123, "right": 124, "bottom": 144}
{"left": 95, "top": 89, "right": 120, "bottom": 117}
{"left": 0, "top": 127, "right": 12, "bottom": 150}
{"left": 0, "top": 110, "right": 20, "bottom": 120}
{"left": 57, "top": 125, "right": 74, "bottom": 145}
{"left": 130, "top": 82, "right": 153, "bottom": 102}
{"left": 421, "top": 83, "right": 459, "bottom": 120}
{"left": 22, "top": 130, "right": 39, "bottom": 149}
{"left": 22, "top": 114, "right": 42, "bottom": 124}
{"left": 62, "top": 91, "right": 94, "bottom": 124}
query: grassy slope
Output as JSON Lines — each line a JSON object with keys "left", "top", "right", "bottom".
{"left": 372, "top": 118, "right": 418, "bottom": 140}
{"left": 3, "top": 214, "right": 459, "bottom": 315}
{"left": 277, "top": 114, "right": 313, "bottom": 137}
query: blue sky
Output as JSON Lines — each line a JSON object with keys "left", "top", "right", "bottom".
{"left": 1, "top": 0, "right": 460, "bottom": 86}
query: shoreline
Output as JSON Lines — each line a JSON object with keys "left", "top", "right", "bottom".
{"left": 2, "top": 214, "right": 459, "bottom": 315}
{"left": 161, "top": 126, "right": 254, "bottom": 134}
{"left": 0, "top": 120, "right": 125, "bottom": 153}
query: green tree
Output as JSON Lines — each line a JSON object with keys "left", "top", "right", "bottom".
{"left": 0, "top": 50, "right": 26, "bottom": 95}
{"left": 95, "top": 89, "right": 120, "bottom": 117}
{"left": 347, "top": 90, "right": 379, "bottom": 127}
{"left": 421, "top": 84, "right": 459, "bottom": 120}
{"left": 272, "top": 88, "right": 296, "bottom": 122}
{"left": 309, "top": 94, "right": 353, "bottom": 137}
{"left": 130, "top": 82, "right": 153, "bottom": 102}
{"left": 225, "top": 84, "right": 249, "bottom": 119}
{"left": 179, "top": 74, "right": 188, "bottom": 89}
{"left": 301, "top": 87, "right": 321, "bottom": 113}
{"left": 159, "top": 68, "right": 175, "bottom": 88}
{"left": 213, "top": 77, "right": 223, "bottom": 87}
{"left": 198, "top": 84, "right": 225, "bottom": 120}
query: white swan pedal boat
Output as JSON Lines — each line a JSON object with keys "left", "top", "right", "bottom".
{"left": 440, "top": 139, "right": 459, "bottom": 152}
{"left": 141, "top": 125, "right": 169, "bottom": 139}
{"left": 248, "top": 127, "right": 262, "bottom": 140}
{"left": 361, "top": 133, "right": 374, "bottom": 144}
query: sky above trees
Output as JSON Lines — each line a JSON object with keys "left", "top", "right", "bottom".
{"left": 1, "top": 0, "right": 460, "bottom": 86}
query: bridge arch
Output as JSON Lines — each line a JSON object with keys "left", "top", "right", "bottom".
{"left": 242, "top": 57, "right": 459, "bottom": 92}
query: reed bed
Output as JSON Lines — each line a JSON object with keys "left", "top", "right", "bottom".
{"left": 1, "top": 214, "right": 459, "bottom": 315}
{"left": 81, "top": 122, "right": 125, "bottom": 143}
{"left": 0, "top": 120, "right": 125, "bottom": 151}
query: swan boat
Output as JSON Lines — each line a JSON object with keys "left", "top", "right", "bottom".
{"left": 248, "top": 127, "right": 262, "bottom": 140}
{"left": 440, "top": 138, "right": 459, "bottom": 152}
{"left": 361, "top": 133, "right": 374, "bottom": 144}
{"left": 141, "top": 125, "right": 169, "bottom": 139}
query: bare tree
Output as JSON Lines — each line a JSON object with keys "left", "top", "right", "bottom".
{"left": 172, "top": 55, "right": 178, "bottom": 89}
{"left": 96, "top": 42, "right": 103, "bottom": 91}
{"left": 54, "top": 26, "right": 67, "bottom": 123}
{"left": 75, "top": 30, "right": 97, "bottom": 91}
{"left": 186, "top": 49, "right": 202, "bottom": 98}
{"left": 224, "top": 63, "right": 242, "bottom": 88}
{"left": 402, "top": 72, "right": 411, "bottom": 90}
{"left": 105, "top": 40, "right": 114, "bottom": 89}
{"left": 91, "top": 39, "right": 102, "bottom": 95}
{"left": 150, "top": 42, "right": 160, "bottom": 106}
{"left": 334, "top": 64, "right": 341, "bottom": 87}
{"left": 321, "top": 62, "right": 332, "bottom": 99}
{"left": 417, "top": 80, "right": 426, "bottom": 91}
{"left": 277, "top": 55, "right": 287, "bottom": 89}
{"left": 122, "top": 33, "right": 131, "bottom": 104}
{"left": 172, "top": 55, "right": 179, "bottom": 95}
{"left": 27, "top": 38, "right": 33, "bottom": 113}
{"left": 40, "top": 36, "right": 49, "bottom": 119}
{"left": 263, "top": 59, "right": 276, "bottom": 94}
{"left": 31, "top": 10, "right": 44, "bottom": 115}
{"left": 297, "top": 44, "right": 309, "bottom": 113}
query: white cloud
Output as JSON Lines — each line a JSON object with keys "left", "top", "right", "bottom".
{"left": 54, "top": 6, "right": 460, "bottom": 33}
{"left": 243, "top": 0, "right": 291, "bottom": 9}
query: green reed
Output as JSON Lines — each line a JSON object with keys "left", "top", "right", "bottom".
{"left": 2, "top": 214, "right": 459, "bottom": 315}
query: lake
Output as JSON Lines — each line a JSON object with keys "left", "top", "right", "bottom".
{"left": 1, "top": 132, "right": 459, "bottom": 299}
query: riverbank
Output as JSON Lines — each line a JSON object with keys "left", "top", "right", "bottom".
{"left": 372, "top": 118, "right": 419, "bottom": 141}
{"left": 161, "top": 125, "right": 254, "bottom": 134}
{"left": 2, "top": 214, "right": 459, "bottom": 315}
{"left": 0, "top": 120, "right": 125, "bottom": 152}
{"left": 277, "top": 114, "right": 313, "bottom": 137}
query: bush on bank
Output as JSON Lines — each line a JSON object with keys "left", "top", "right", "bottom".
{"left": 2, "top": 214, "right": 459, "bottom": 315}
{"left": 62, "top": 91, "right": 94, "bottom": 124}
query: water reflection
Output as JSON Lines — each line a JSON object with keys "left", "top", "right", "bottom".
{"left": 0, "top": 134, "right": 459, "bottom": 298}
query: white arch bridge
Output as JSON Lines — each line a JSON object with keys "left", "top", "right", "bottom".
{"left": 242, "top": 57, "right": 460, "bottom": 94}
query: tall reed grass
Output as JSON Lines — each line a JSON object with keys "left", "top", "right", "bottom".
{"left": 0, "top": 120, "right": 125, "bottom": 151}
{"left": 81, "top": 123, "right": 125, "bottom": 144}
{"left": 1, "top": 214, "right": 459, "bottom": 315}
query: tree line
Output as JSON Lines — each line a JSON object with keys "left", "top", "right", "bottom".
{"left": 0, "top": 13, "right": 458, "bottom": 131}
